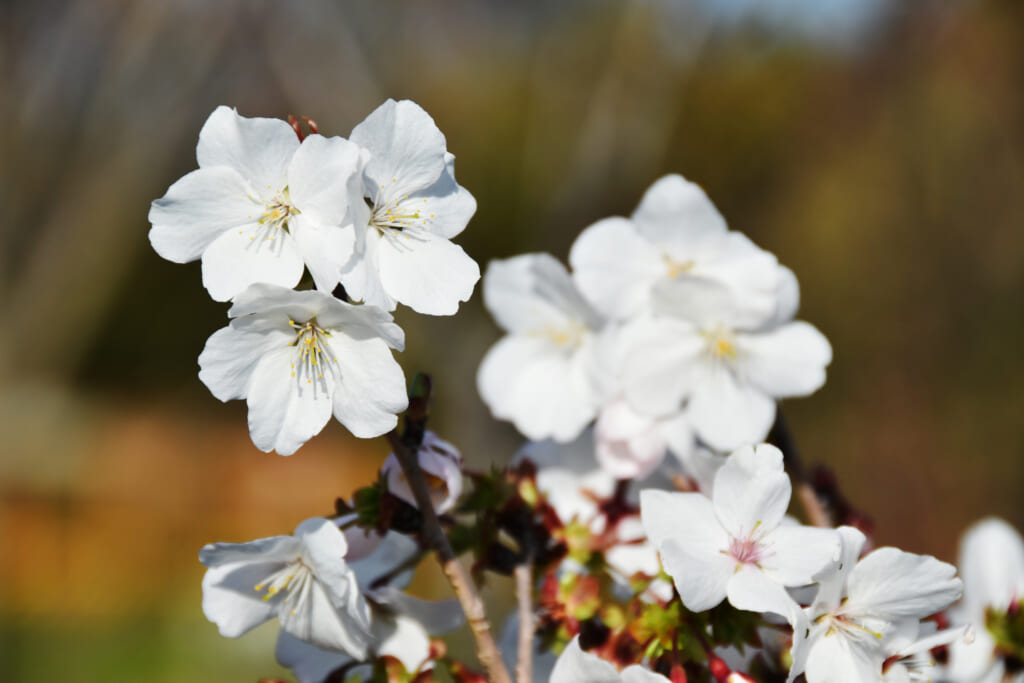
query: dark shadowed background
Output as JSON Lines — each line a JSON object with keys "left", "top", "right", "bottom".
{"left": 2, "top": 0, "right": 1023, "bottom": 680}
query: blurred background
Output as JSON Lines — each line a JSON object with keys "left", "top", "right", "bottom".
{"left": 2, "top": 0, "right": 1023, "bottom": 680}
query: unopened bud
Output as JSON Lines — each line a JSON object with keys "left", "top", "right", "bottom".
{"left": 670, "top": 664, "right": 688, "bottom": 683}
{"left": 707, "top": 653, "right": 731, "bottom": 682}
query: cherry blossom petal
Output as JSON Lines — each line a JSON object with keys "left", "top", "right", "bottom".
{"left": 738, "top": 322, "right": 832, "bottom": 398}
{"left": 759, "top": 525, "right": 840, "bottom": 586}
{"left": 407, "top": 153, "right": 477, "bottom": 239}
{"left": 846, "top": 547, "right": 962, "bottom": 620}
{"left": 288, "top": 134, "right": 368, "bottom": 226}
{"left": 621, "top": 666, "right": 672, "bottom": 683}
{"left": 199, "top": 534, "right": 301, "bottom": 568}
{"left": 275, "top": 631, "right": 353, "bottom": 683}
{"left": 201, "top": 561, "right": 281, "bottom": 638}
{"left": 198, "top": 326, "right": 291, "bottom": 401}
{"left": 958, "top": 517, "right": 1024, "bottom": 614}
{"left": 277, "top": 577, "right": 370, "bottom": 656}
{"left": 350, "top": 99, "right": 447, "bottom": 198}
{"left": 803, "top": 629, "right": 882, "bottom": 683}
{"left": 483, "top": 254, "right": 598, "bottom": 335}
{"left": 811, "top": 526, "right": 866, "bottom": 613}
{"left": 289, "top": 216, "right": 356, "bottom": 294}
{"left": 550, "top": 637, "right": 623, "bottom": 683}
{"left": 687, "top": 365, "right": 777, "bottom": 452}
{"left": 621, "top": 317, "right": 705, "bottom": 417}
{"left": 569, "top": 216, "right": 664, "bottom": 320}
{"left": 339, "top": 230, "right": 395, "bottom": 310}
{"left": 726, "top": 564, "right": 805, "bottom": 628}
{"left": 200, "top": 226, "right": 305, "bottom": 302}
{"left": 196, "top": 106, "right": 298, "bottom": 195}
{"left": 631, "top": 174, "right": 728, "bottom": 252}
{"left": 149, "top": 166, "right": 260, "bottom": 262}
{"left": 376, "top": 229, "right": 479, "bottom": 315}
{"left": 246, "top": 346, "right": 336, "bottom": 455}
{"left": 712, "top": 444, "right": 790, "bottom": 540}
{"left": 326, "top": 334, "right": 409, "bottom": 439}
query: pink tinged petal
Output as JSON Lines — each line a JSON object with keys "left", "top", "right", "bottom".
{"left": 595, "top": 404, "right": 667, "bottom": 479}
{"left": 569, "top": 216, "right": 664, "bottom": 320}
{"left": 288, "top": 134, "right": 368, "bottom": 226}
{"left": 483, "top": 253, "right": 599, "bottom": 335}
{"left": 631, "top": 174, "right": 728, "bottom": 250}
{"left": 275, "top": 631, "right": 352, "bottom": 683}
{"left": 327, "top": 335, "right": 408, "bottom": 439}
{"left": 201, "top": 561, "right": 281, "bottom": 638}
{"left": 726, "top": 564, "right": 805, "bottom": 629}
{"left": 759, "top": 525, "right": 841, "bottom": 587}
{"left": 737, "top": 322, "right": 832, "bottom": 399}
{"left": 200, "top": 226, "right": 305, "bottom": 302}
{"left": 550, "top": 637, "right": 623, "bottom": 683}
{"left": 350, "top": 99, "right": 447, "bottom": 196}
{"left": 621, "top": 666, "right": 672, "bottom": 683}
{"left": 712, "top": 444, "right": 790, "bottom": 540}
{"left": 803, "top": 628, "right": 885, "bottom": 683}
{"left": 376, "top": 229, "right": 479, "bottom": 315}
{"left": 958, "top": 517, "right": 1024, "bottom": 613}
{"left": 687, "top": 365, "right": 777, "bottom": 452}
{"left": 246, "top": 346, "right": 335, "bottom": 455}
{"left": 149, "top": 166, "right": 261, "bottom": 263}
{"left": 289, "top": 215, "right": 355, "bottom": 295}
{"left": 196, "top": 106, "right": 298, "bottom": 195}
{"left": 198, "top": 326, "right": 290, "bottom": 402}
{"left": 277, "top": 578, "right": 370, "bottom": 657}
{"left": 846, "top": 547, "right": 963, "bottom": 620}
{"left": 640, "top": 490, "right": 732, "bottom": 610}
{"left": 621, "top": 317, "right": 705, "bottom": 417}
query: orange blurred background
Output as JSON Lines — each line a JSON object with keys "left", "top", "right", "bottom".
{"left": 2, "top": 1, "right": 1023, "bottom": 680}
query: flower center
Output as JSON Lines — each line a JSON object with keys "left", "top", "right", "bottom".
{"left": 258, "top": 187, "right": 299, "bottom": 233}
{"left": 701, "top": 326, "right": 738, "bottom": 361}
{"left": 814, "top": 603, "right": 885, "bottom": 641}
{"left": 728, "top": 535, "right": 765, "bottom": 566}
{"left": 254, "top": 559, "right": 314, "bottom": 612}
{"left": 531, "top": 320, "right": 588, "bottom": 351}
{"left": 288, "top": 318, "right": 338, "bottom": 385}
{"left": 663, "top": 254, "right": 696, "bottom": 279}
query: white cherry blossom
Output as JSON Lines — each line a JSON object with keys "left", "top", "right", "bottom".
{"left": 338, "top": 99, "right": 479, "bottom": 315}
{"left": 791, "top": 526, "right": 963, "bottom": 683}
{"left": 569, "top": 174, "right": 784, "bottom": 325}
{"left": 595, "top": 398, "right": 694, "bottom": 479}
{"left": 199, "top": 517, "right": 372, "bottom": 657}
{"left": 478, "top": 253, "right": 615, "bottom": 442}
{"left": 381, "top": 431, "right": 464, "bottom": 514}
{"left": 149, "top": 106, "right": 367, "bottom": 301}
{"left": 621, "top": 277, "right": 831, "bottom": 452}
{"left": 640, "top": 444, "right": 840, "bottom": 632}
{"left": 550, "top": 636, "right": 670, "bottom": 683}
{"left": 946, "top": 517, "right": 1024, "bottom": 683}
{"left": 198, "top": 283, "right": 407, "bottom": 455}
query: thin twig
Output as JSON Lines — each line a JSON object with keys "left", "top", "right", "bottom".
{"left": 387, "top": 425, "right": 512, "bottom": 683}
{"left": 769, "top": 409, "right": 831, "bottom": 528}
{"left": 514, "top": 563, "right": 534, "bottom": 683}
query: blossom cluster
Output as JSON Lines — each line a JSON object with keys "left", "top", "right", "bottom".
{"left": 148, "top": 102, "right": 1024, "bottom": 683}
{"left": 150, "top": 100, "right": 479, "bottom": 454}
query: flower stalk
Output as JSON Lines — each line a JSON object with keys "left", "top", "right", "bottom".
{"left": 514, "top": 563, "right": 535, "bottom": 683}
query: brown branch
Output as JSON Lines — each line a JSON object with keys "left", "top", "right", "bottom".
{"left": 513, "top": 564, "right": 534, "bottom": 683}
{"left": 386, "top": 375, "right": 511, "bottom": 683}
{"left": 769, "top": 409, "right": 831, "bottom": 528}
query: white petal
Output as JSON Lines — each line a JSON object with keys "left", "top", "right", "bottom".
{"left": 406, "top": 154, "right": 476, "bottom": 239}
{"left": 640, "top": 490, "right": 732, "bottom": 611}
{"left": 569, "top": 216, "right": 663, "bottom": 320}
{"left": 375, "top": 612, "right": 432, "bottom": 672}
{"left": 689, "top": 232, "right": 782, "bottom": 327}
{"left": 958, "top": 517, "right": 1024, "bottom": 614}
{"left": 328, "top": 335, "right": 408, "bottom": 439}
{"left": 201, "top": 561, "right": 281, "bottom": 638}
{"left": 288, "top": 134, "right": 368, "bottom": 226}
{"left": 621, "top": 666, "right": 672, "bottom": 683}
{"left": 847, "top": 547, "right": 962, "bottom": 620}
{"left": 227, "top": 282, "right": 321, "bottom": 321}
{"left": 200, "top": 226, "right": 305, "bottom": 302}
{"left": 315, "top": 297, "right": 405, "bottom": 352}
{"left": 277, "top": 578, "right": 370, "bottom": 657}
{"left": 712, "top": 444, "right": 790, "bottom": 539}
{"left": 483, "top": 253, "right": 599, "bottom": 334}
{"left": 339, "top": 229, "right": 396, "bottom": 311}
{"left": 595, "top": 400, "right": 667, "bottom": 478}
{"left": 631, "top": 174, "right": 728, "bottom": 250}
{"left": 760, "top": 525, "right": 841, "bottom": 587}
{"left": 198, "top": 326, "right": 289, "bottom": 402}
{"left": 687, "top": 366, "right": 777, "bottom": 452}
{"left": 350, "top": 99, "right": 447, "bottom": 197}
{"left": 550, "top": 637, "right": 622, "bottom": 683}
{"left": 771, "top": 265, "right": 800, "bottom": 326}
{"left": 196, "top": 106, "right": 298, "bottom": 195}
{"left": 289, "top": 216, "right": 356, "bottom": 294}
{"left": 726, "top": 564, "right": 804, "bottom": 628}
{"left": 275, "top": 631, "right": 352, "bottom": 683}
{"left": 246, "top": 346, "right": 335, "bottom": 455}
{"left": 737, "top": 322, "right": 832, "bottom": 398}
{"left": 377, "top": 229, "right": 479, "bottom": 315}
{"left": 621, "top": 317, "right": 705, "bottom": 417}
{"left": 199, "top": 535, "right": 301, "bottom": 567}
{"left": 149, "top": 167, "right": 261, "bottom": 263}
{"left": 371, "top": 587, "right": 465, "bottom": 635}
{"left": 803, "top": 629, "right": 884, "bottom": 683}
{"left": 811, "top": 526, "right": 867, "bottom": 615}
